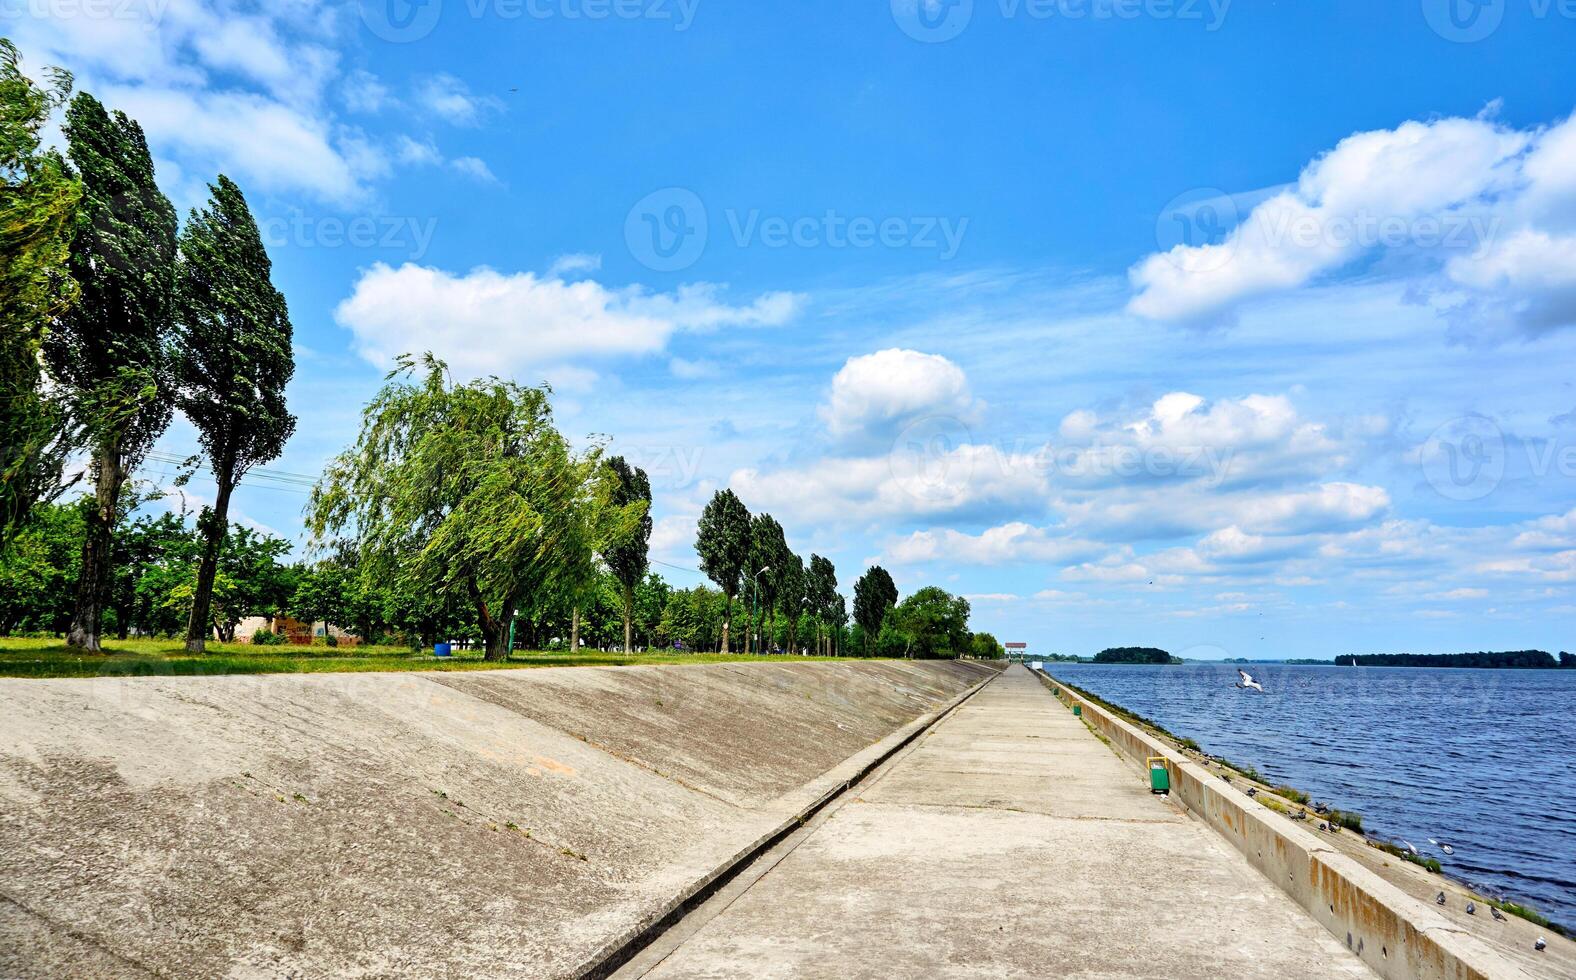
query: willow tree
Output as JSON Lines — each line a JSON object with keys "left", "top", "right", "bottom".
{"left": 600, "top": 456, "right": 651, "bottom": 653}
{"left": 175, "top": 175, "right": 295, "bottom": 653}
{"left": 0, "top": 41, "right": 81, "bottom": 546}
{"left": 308, "top": 355, "right": 631, "bottom": 660}
{"left": 45, "top": 92, "right": 178, "bottom": 650}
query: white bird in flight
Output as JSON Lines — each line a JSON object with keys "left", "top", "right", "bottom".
{"left": 1235, "top": 669, "right": 1265, "bottom": 693}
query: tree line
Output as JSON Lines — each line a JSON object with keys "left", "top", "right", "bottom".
{"left": 1334, "top": 651, "right": 1573, "bottom": 669}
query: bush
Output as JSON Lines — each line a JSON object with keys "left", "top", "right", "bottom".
{"left": 250, "top": 627, "right": 287, "bottom": 646}
{"left": 1273, "top": 785, "right": 1310, "bottom": 805}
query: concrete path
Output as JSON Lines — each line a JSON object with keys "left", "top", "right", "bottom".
{"left": 629, "top": 665, "right": 1374, "bottom": 979}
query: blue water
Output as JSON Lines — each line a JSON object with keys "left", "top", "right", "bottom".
{"left": 1045, "top": 663, "right": 1576, "bottom": 928}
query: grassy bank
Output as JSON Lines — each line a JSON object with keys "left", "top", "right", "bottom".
{"left": 0, "top": 636, "right": 872, "bottom": 679}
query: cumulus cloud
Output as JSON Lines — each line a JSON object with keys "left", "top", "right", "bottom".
{"left": 415, "top": 74, "right": 501, "bottom": 126}
{"left": 820, "top": 349, "right": 982, "bottom": 446}
{"left": 884, "top": 523, "right": 1102, "bottom": 566}
{"left": 335, "top": 263, "right": 803, "bottom": 379}
{"left": 10, "top": 0, "right": 416, "bottom": 205}
{"left": 1129, "top": 109, "right": 1576, "bottom": 339}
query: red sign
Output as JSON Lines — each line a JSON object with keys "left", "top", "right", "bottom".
{"left": 1005, "top": 642, "right": 1027, "bottom": 649}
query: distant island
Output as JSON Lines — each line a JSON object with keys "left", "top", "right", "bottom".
{"left": 1335, "top": 650, "right": 1574, "bottom": 669}
{"left": 1092, "top": 647, "right": 1183, "bottom": 665}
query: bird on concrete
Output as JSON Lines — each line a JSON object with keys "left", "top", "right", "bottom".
{"left": 1235, "top": 669, "right": 1265, "bottom": 693}
{"left": 1292, "top": 809, "right": 1308, "bottom": 821}
{"left": 1491, "top": 906, "right": 1508, "bottom": 922}
{"left": 1319, "top": 822, "right": 1329, "bottom": 831}
{"left": 1314, "top": 802, "right": 1330, "bottom": 814}
{"left": 1536, "top": 937, "right": 1547, "bottom": 952}
{"left": 1466, "top": 902, "right": 1476, "bottom": 916}
{"left": 1246, "top": 787, "right": 1258, "bottom": 797}
{"left": 1436, "top": 891, "right": 1447, "bottom": 906}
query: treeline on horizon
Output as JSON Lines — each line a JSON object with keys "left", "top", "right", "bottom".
{"left": 0, "top": 40, "right": 1002, "bottom": 663}
{"left": 1334, "top": 650, "right": 1575, "bottom": 669}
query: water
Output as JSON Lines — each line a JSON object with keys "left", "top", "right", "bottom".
{"left": 1044, "top": 662, "right": 1576, "bottom": 929}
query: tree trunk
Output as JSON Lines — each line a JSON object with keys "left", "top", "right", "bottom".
{"left": 185, "top": 470, "right": 234, "bottom": 654}
{"left": 622, "top": 585, "right": 634, "bottom": 654}
{"left": 469, "top": 578, "right": 508, "bottom": 661}
{"left": 571, "top": 606, "right": 580, "bottom": 651}
{"left": 720, "top": 596, "right": 732, "bottom": 654}
{"left": 67, "top": 444, "right": 125, "bottom": 652}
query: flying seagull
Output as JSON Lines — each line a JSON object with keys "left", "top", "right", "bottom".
{"left": 1402, "top": 840, "right": 1419, "bottom": 856}
{"left": 1427, "top": 838, "right": 1456, "bottom": 855}
{"left": 1235, "top": 669, "right": 1265, "bottom": 693}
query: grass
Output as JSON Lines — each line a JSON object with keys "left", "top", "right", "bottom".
{"left": 0, "top": 636, "right": 876, "bottom": 679}
{"left": 1490, "top": 898, "right": 1567, "bottom": 935}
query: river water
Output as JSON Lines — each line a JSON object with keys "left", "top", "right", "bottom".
{"left": 1042, "top": 662, "right": 1576, "bottom": 929}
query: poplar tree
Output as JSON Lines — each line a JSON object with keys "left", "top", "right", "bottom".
{"left": 45, "top": 92, "right": 177, "bottom": 650}
{"left": 853, "top": 565, "right": 899, "bottom": 656}
{"left": 695, "top": 489, "right": 750, "bottom": 654}
{"left": 0, "top": 41, "right": 80, "bottom": 545}
{"left": 601, "top": 456, "right": 651, "bottom": 653}
{"left": 174, "top": 175, "right": 295, "bottom": 653}
{"left": 746, "top": 512, "right": 787, "bottom": 653}
{"left": 807, "top": 553, "right": 837, "bottom": 656}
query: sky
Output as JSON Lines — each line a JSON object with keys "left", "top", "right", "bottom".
{"left": 10, "top": 0, "right": 1576, "bottom": 659}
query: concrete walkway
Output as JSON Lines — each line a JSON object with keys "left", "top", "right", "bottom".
{"left": 631, "top": 665, "right": 1374, "bottom": 979}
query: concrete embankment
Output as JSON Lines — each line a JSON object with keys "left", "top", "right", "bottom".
{"left": 0, "top": 659, "right": 999, "bottom": 978}
{"left": 1035, "top": 669, "right": 1553, "bottom": 980}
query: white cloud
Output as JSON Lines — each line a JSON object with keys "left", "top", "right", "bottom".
{"left": 1128, "top": 109, "right": 1576, "bottom": 339}
{"left": 415, "top": 74, "right": 501, "bottom": 126}
{"left": 343, "top": 70, "right": 390, "bottom": 114}
{"left": 820, "top": 349, "right": 981, "bottom": 446}
{"left": 884, "top": 523, "right": 1101, "bottom": 566}
{"left": 450, "top": 156, "right": 498, "bottom": 183}
{"left": 549, "top": 253, "right": 603, "bottom": 277}
{"left": 335, "top": 263, "right": 803, "bottom": 379}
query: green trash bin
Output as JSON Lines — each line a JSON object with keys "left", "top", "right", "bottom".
{"left": 1072, "top": 705, "right": 1082, "bottom": 717}
{"left": 1148, "top": 758, "right": 1171, "bottom": 794}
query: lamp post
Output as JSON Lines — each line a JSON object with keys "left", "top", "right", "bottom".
{"left": 506, "top": 608, "right": 519, "bottom": 657}
{"left": 750, "top": 566, "right": 770, "bottom": 656}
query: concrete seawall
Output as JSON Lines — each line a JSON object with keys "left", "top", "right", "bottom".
{"left": 1033, "top": 669, "right": 1536, "bottom": 980}
{"left": 0, "top": 660, "right": 999, "bottom": 978}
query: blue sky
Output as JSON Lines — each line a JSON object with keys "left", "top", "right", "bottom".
{"left": 13, "top": 0, "right": 1576, "bottom": 658}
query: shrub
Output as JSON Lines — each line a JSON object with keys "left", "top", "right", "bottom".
{"left": 250, "top": 627, "right": 287, "bottom": 646}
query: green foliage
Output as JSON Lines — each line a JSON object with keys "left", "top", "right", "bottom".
{"left": 600, "top": 456, "right": 651, "bottom": 652}
{"left": 173, "top": 174, "right": 295, "bottom": 651}
{"left": 250, "top": 626, "right": 287, "bottom": 646}
{"left": 0, "top": 498, "right": 84, "bottom": 634}
{"left": 969, "top": 631, "right": 1005, "bottom": 659}
{"left": 694, "top": 489, "right": 750, "bottom": 651}
{"left": 888, "top": 586, "right": 971, "bottom": 660}
{"left": 1093, "top": 647, "right": 1180, "bottom": 665}
{"left": 308, "top": 354, "right": 622, "bottom": 660}
{"left": 0, "top": 40, "right": 81, "bottom": 545}
{"left": 1273, "top": 785, "right": 1310, "bottom": 805}
{"left": 852, "top": 565, "right": 898, "bottom": 653}
{"left": 1335, "top": 650, "right": 1559, "bottom": 669}
{"left": 46, "top": 91, "right": 179, "bottom": 649}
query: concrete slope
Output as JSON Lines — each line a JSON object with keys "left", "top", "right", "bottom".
{"left": 636, "top": 665, "right": 1374, "bottom": 979}
{"left": 0, "top": 659, "right": 998, "bottom": 979}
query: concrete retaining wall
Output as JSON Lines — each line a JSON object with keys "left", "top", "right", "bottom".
{"left": 0, "top": 659, "right": 1000, "bottom": 979}
{"left": 1033, "top": 670, "right": 1530, "bottom": 980}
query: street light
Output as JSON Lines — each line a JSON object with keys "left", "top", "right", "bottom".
{"left": 750, "top": 566, "right": 770, "bottom": 655}
{"left": 506, "top": 608, "right": 520, "bottom": 656}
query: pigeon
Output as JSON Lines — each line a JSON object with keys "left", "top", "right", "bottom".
{"left": 1536, "top": 938, "right": 1547, "bottom": 952}
{"left": 1436, "top": 892, "right": 1447, "bottom": 906}
{"left": 1292, "top": 809, "right": 1308, "bottom": 821}
{"left": 1319, "top": 822, "right": 1329, "bottom": 831}
{"left": 1235, "top": 669, "right": 1265, "bottom": 693}
{"left": 1466, "top": 902, "right": 1476, "bottom": 916}
{"left": 1314, "top": 802, "right": 1330, "bottom": 815}
{"left": 1246, "top": 787, "right": 1258, "bottom": 797}
{"left": 1491, "top": 906, "right": 1507, "bottom": 922}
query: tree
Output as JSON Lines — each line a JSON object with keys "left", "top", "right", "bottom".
{"left": 969, "top": 631, "right": 1006, "bottom": 660}
{"left": 806, "top": 554, "right": 836, "bottom": 656}
{"left": 776, "top": 553, "right": 806, "bottom": 655}
{"left": 0, "top": 41, "right": 81, "bottom": 546}
{"left": 309, "top": 354, "right": 625, "bottom": 660}
{"left": 891, "top": 587, "right": 971, "bottom": 660}
{"left": 0, "top": 498, "right": 84, "bottom": 635}
{"left": 695, "top": 489, "right": 750, "bottom": 654}
{"left": 46, "top": 92, "right": 178, "bottom": 651}
{"left": 828, "top": 593, "right": 848, "bottom": 657}
{"left": 600, "top": 456, "right": 651, "bottom": 653}
{"left": 174, "top": 175, "right": 295, "bottom": 652}
{"left": 746, "top": 512, "right": 787, "bottom": 653}
{"left": 852, "top": 565, "right": 898, "bottom": 655}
